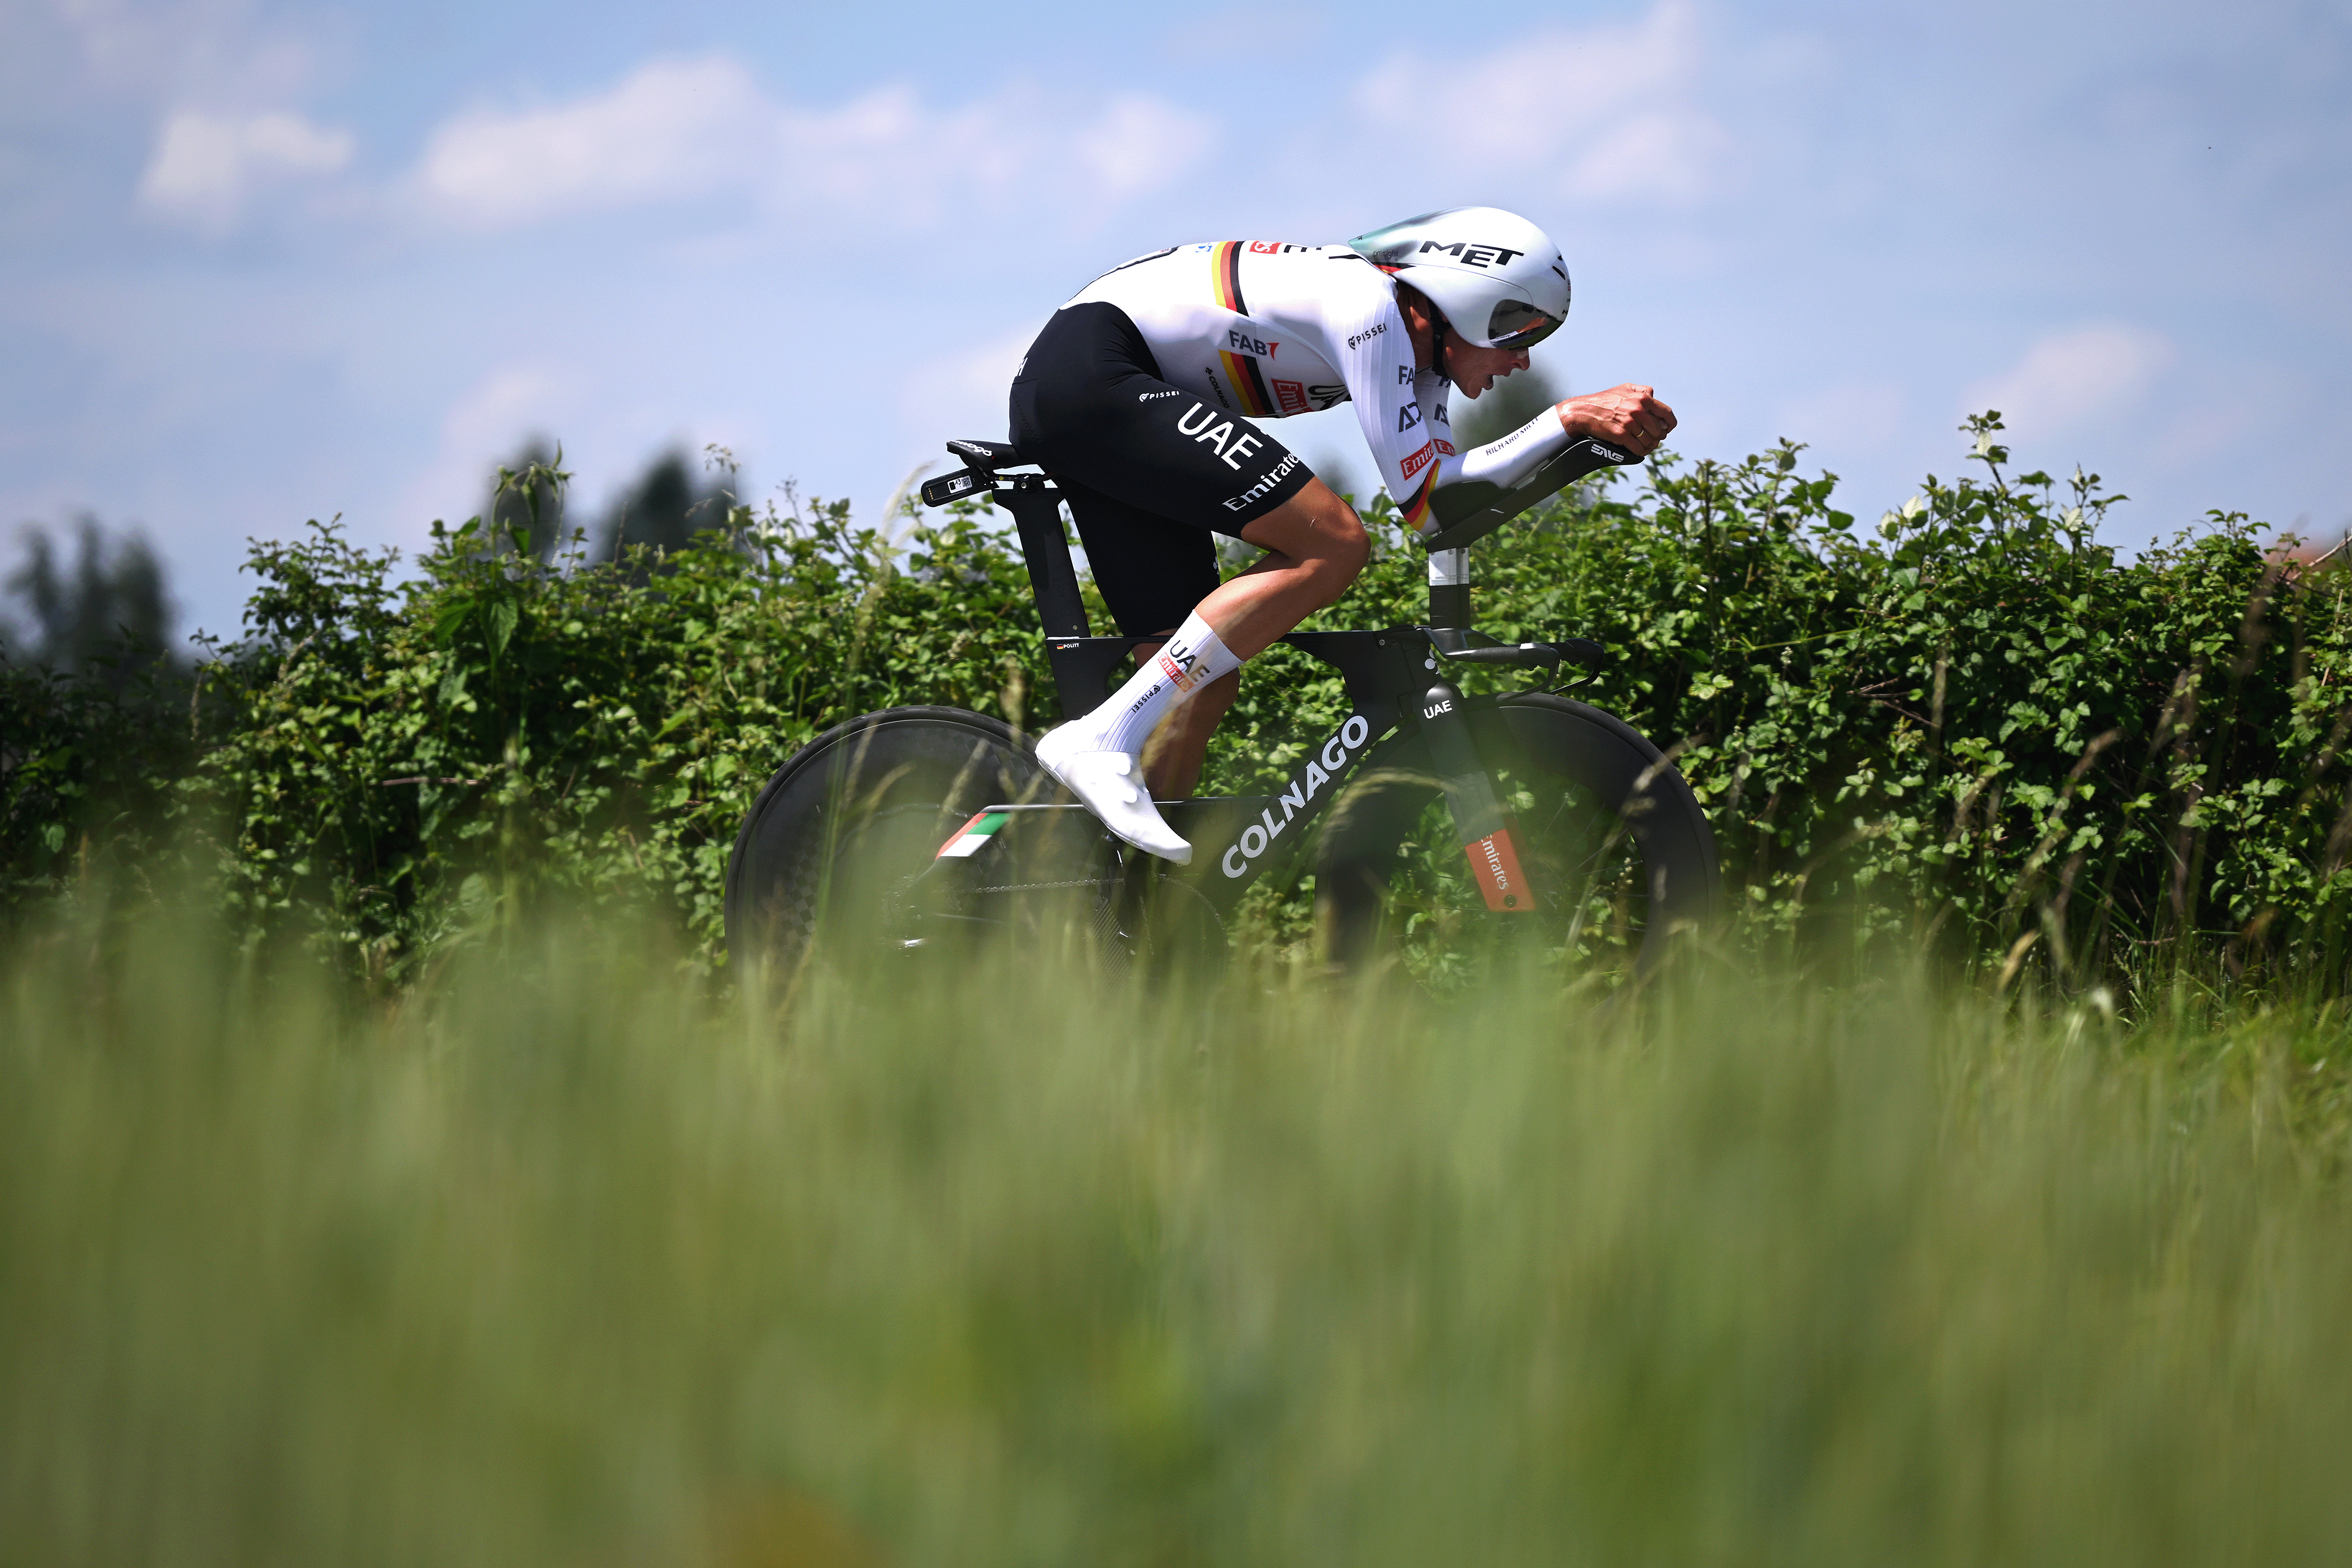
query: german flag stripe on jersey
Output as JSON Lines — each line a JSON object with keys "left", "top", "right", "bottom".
{"left": 1210, "top": 240, "right": 1249, "bottom": 314}
{"left": 1217, "top": 349, "right": 1275, "bottom": 417}
{"left": 1209, "top": 244, "right": 1272, "bottom": 416}
{"left": 1402, "top": 472, "right": 1437, "bottom": 534}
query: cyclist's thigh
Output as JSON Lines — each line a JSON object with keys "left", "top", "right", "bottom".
{"left": 1055, "top": 477, "right": 1221, "bottom": 637}
{"left": 1011, "top": 302, "right": 1314, "bottom": 541}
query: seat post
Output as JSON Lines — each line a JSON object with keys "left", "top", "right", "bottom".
{"left": 1428, "top": 547, "right": 1471, "bottom": 628}
{"left": 1002, "top": 476, "right": 1090, "bottom": 639}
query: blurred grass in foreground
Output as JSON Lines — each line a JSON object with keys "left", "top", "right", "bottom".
{"left": 5, "top": 910, "right": 2352, "bottom": 1567}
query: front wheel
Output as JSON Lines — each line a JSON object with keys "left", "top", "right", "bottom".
{"left": 1313, "top": 694, "right": 1719, "bottom": 991}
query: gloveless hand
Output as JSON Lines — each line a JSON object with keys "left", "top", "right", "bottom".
{"left": 1555, "top": 384, "right": 1676, "bottom": 456}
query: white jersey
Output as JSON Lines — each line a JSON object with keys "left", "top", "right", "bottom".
{"left": 1066, "top": 240, "right": 1573, "bottom": 534}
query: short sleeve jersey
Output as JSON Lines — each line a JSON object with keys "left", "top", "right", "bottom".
{"left": 1065, "top": 242, "right": 1459, "bottom": 533}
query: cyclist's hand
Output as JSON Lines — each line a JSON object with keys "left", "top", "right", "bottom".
{"left": 1555, "top": 384, "right": 1676, "bottom": 456}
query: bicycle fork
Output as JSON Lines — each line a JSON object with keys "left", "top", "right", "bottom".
{"left": 1418, "top": 678, "right": 1536, "bottom": 913}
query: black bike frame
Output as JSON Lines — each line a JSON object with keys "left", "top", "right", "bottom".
{"left": 931, "top": 455, "right": 1631, "bottom": 921}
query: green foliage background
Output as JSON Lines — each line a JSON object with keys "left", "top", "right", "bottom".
{"left": 7, "top": 419, "right": 2349, "bottom": 993}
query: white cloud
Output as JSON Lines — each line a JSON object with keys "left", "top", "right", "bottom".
{"left": 412, "top": 54, "right": 1219, "bottom": 232}
{"left": 137, "top": 107, "right": 353, "bottom": 228}
{"left": 417, "top": 56, "right": 763, "bottom": 226}
{"left": 1964, "top": 324, "right": 2174, "bottom": 438}
{"left": 1078, "top": 96, "right": 1217, "bottom": 204}
{"left": 39, "top": 0, "right": 323, "bottom": 104}
{"left": 895, "top": 326, "right": 1032, "bottom": 453}
{"left": 1351, "top": 0, "right": 1730, "bottom": 206}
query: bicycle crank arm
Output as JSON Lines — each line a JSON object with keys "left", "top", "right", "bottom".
{"left": 1417, "top": 678, "right": 1537, "bottom": 913}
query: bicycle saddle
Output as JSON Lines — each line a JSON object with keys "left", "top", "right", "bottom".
{"left": 945, "top": 438, "right": 1024, "bottom": 469}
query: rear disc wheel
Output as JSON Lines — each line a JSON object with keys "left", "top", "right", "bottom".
{"left": 723, "top": 707, "right": 1053, "bottom": 980}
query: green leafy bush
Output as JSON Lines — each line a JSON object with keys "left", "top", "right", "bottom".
{"left": 8, "top": 421, "right": 2350, "bottom": 995}
{"left": 1215, "top": 415, "right": 2352, "bottom": 991}
{"left": 168, "top": 470, "right": 1060, "bottom": 982}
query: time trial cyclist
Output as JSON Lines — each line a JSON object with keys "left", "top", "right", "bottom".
{"left": 1012, "top": 206, "right": 1676, "bottom": 863}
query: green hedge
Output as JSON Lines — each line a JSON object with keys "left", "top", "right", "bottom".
{"left": 6, "top": 420, "right": 2348, "bottom": 992}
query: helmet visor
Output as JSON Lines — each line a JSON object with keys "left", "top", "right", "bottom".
{"left": 1486, "top": 297, "right": 1564, "bottom": 350}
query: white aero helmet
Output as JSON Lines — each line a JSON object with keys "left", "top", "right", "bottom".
{"left": 1349, "top": 206, "right": 1570, "bottom": 350}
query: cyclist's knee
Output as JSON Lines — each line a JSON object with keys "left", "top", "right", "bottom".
{"left": 1295, "top": 484, "right": 1368, "bottom": 568}
{"left": 1301, "top": 494, "right": 1369, "bottom": 602}
{"left": 1329, "top": 506, "right": 1371, "bottom": 577}
{"left": 1240, "top": 478, "right": 1368, "bottom": 604}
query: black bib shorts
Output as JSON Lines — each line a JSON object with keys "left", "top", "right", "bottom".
{"left": 1009, "top": 302, "right": 1315, "bottom": 637}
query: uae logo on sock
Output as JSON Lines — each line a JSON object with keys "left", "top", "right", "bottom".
{"left": 1157, "top": 641, "right": 1213, "bottom": 693}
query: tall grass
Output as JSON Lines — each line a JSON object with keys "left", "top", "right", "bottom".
{"left": 4, "top": 909, "right": 2350, "bottom": 1565}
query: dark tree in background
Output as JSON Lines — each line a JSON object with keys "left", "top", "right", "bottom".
{"left": 593, "top": 449, "right": 733, "bottom": 566}
{"left": 1, "top": 517, "right": 178, "bottom": 682}
{"left": 3, "top": 441, "right": 733, "bottom": 674}
{"left": 478, "top": 443, "right": 734, "bottom": 572}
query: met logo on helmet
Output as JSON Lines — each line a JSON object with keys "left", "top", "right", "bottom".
{"left": 1348, "top": 208, "right": 1571, "bottom": 351}
{"left": 1418, "top": 240, "right": 1526, "bottom": 269}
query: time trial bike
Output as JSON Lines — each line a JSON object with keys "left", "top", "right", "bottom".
{"left": 723, "top": 434, "right": 1720, "bottom": 987}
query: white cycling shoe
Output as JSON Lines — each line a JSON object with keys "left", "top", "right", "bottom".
{"left": 1033, "top": 725, "right": 1193, "bottom": 864}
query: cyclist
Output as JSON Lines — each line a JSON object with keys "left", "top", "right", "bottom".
{"left": 1014, "top": 206, "right": 1675, "bottom": 863}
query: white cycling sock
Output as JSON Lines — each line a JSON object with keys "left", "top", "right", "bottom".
{"left": 1068, "top": 610, "right": 1241, "bottom": 756}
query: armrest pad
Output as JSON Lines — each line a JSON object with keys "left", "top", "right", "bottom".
{"left": 1419, "top": 437, "right": 1637, "bottom": 553}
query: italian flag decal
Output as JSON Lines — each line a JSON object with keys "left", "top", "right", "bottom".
{"left": 936, "top": 811, "right": 1010, "bottom": 859}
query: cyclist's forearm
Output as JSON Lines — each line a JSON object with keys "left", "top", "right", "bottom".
{"left": 1438, "top": 406, "right": 1575, "bottom": 495}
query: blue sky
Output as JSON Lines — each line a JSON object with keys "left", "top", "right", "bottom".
{"left": 4, "top": 0, "right": 2347, "bottom": 643}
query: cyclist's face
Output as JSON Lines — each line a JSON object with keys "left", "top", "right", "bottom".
{"left": 1444, "top": 341, "right": 1533, "bottom": 401}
